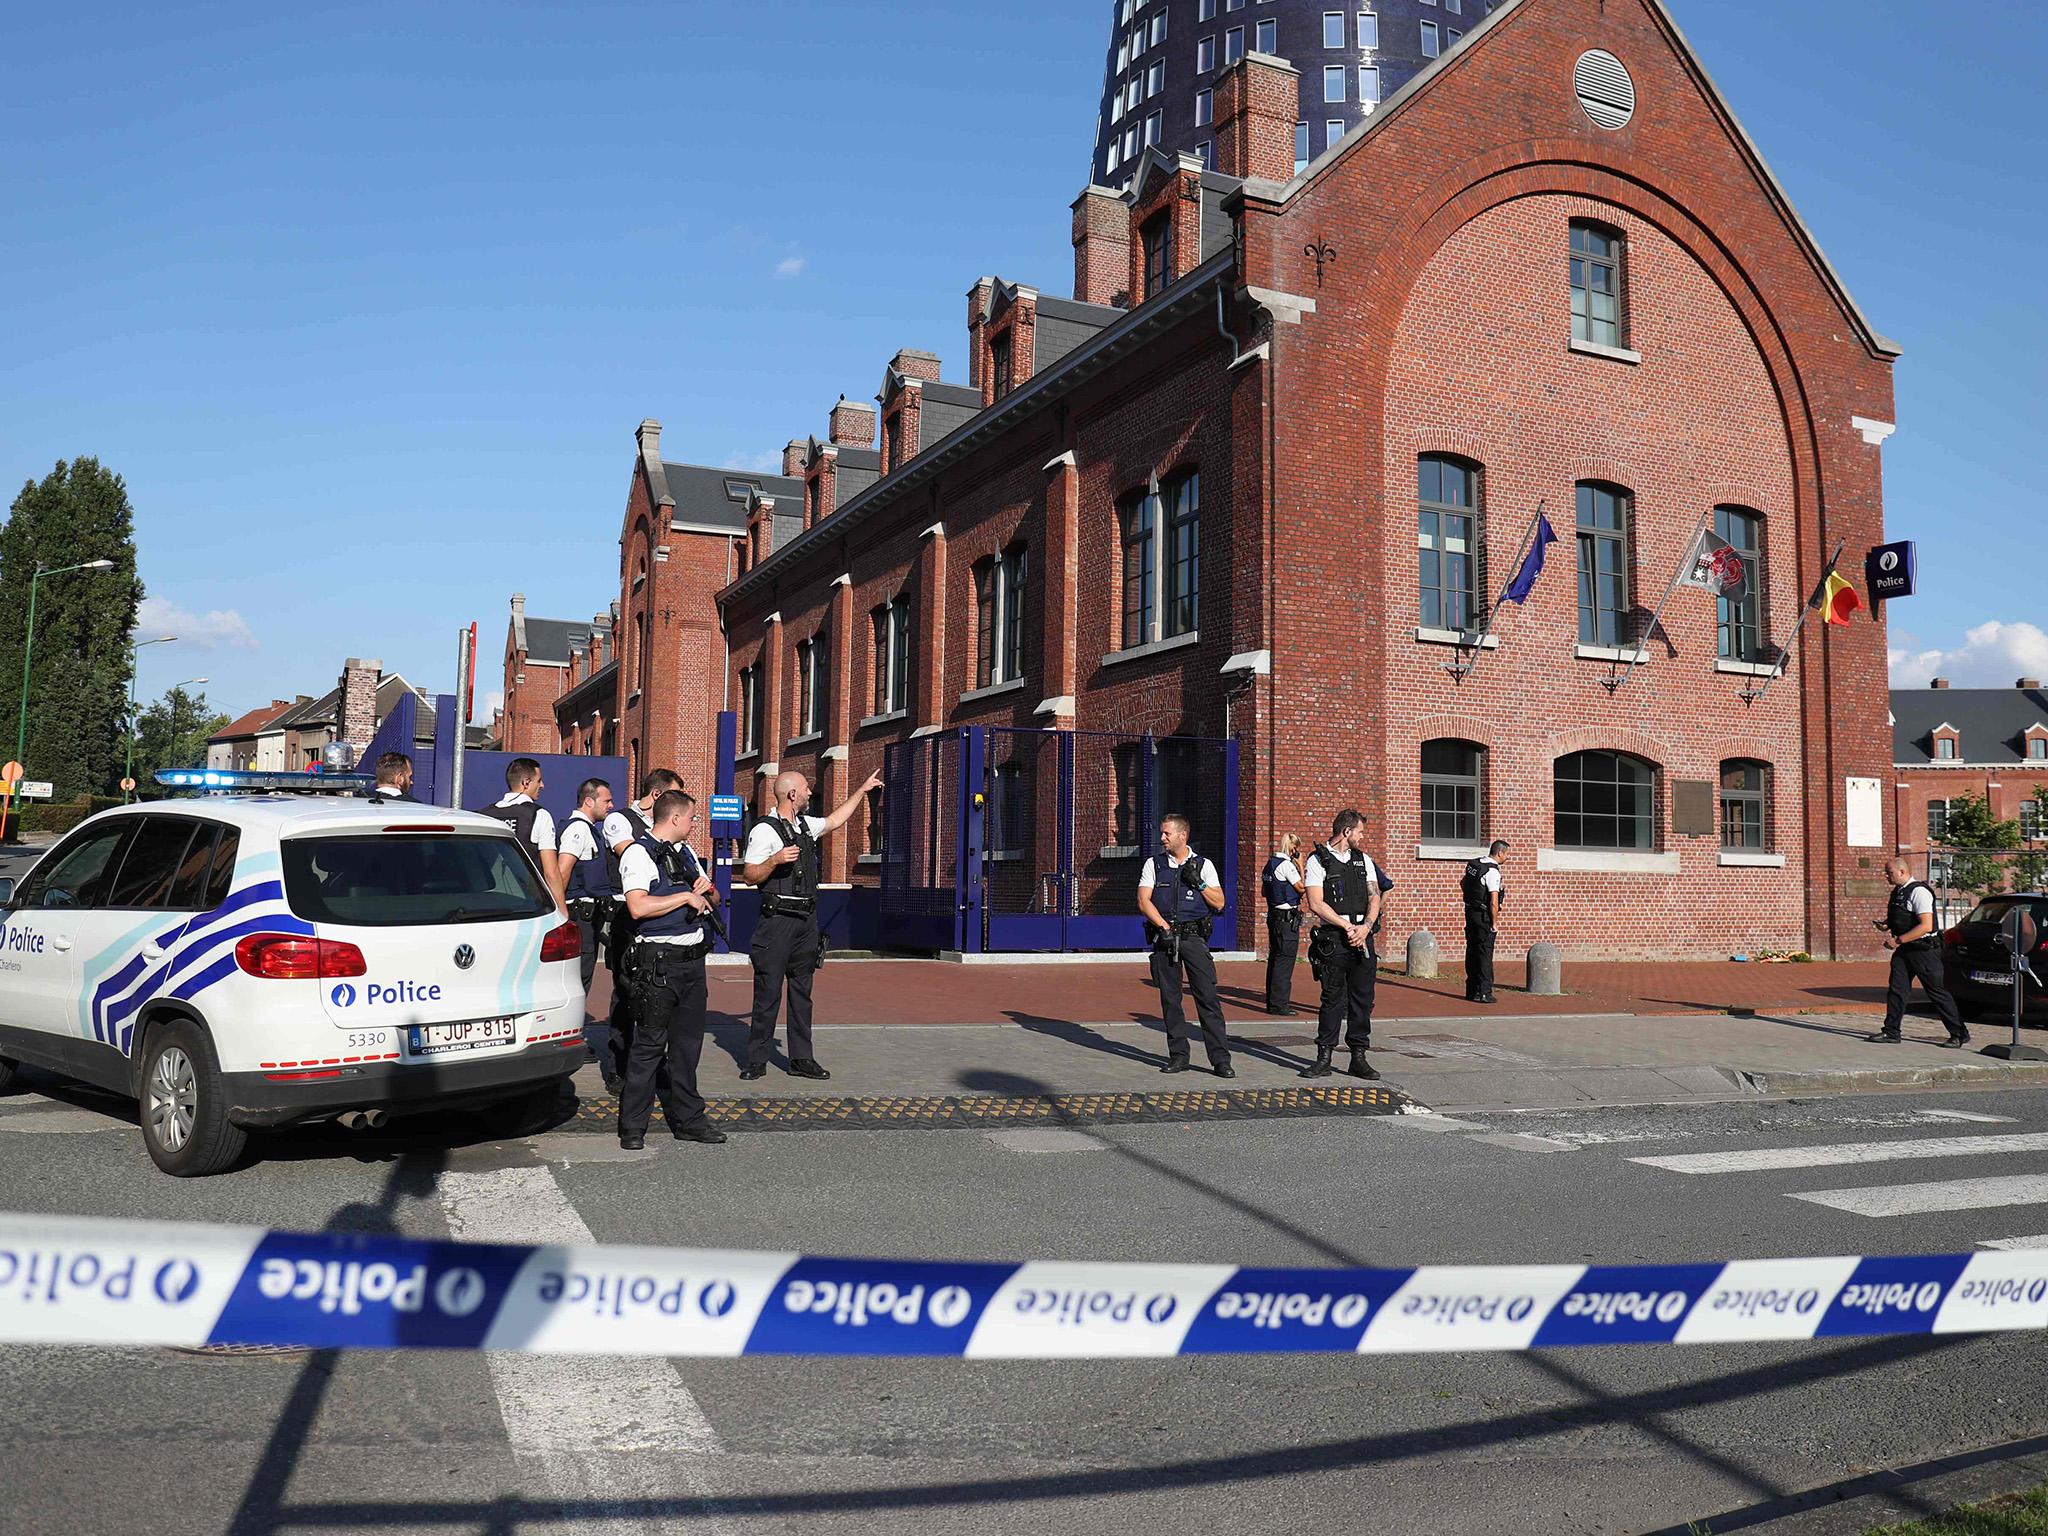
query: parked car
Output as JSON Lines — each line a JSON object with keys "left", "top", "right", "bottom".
{"left": 1944, "top": 893, "right": 2048, "bottom": 1026}
{"left": 0, "top": 796, "right": 586, "bottom": 1175}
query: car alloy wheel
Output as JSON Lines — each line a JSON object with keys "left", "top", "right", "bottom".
{"left": 148, "top": 1045, "right": 198, "bottom": 1154}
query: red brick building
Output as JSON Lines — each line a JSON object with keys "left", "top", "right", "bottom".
{"left": 700, "top": 0, "right": 1903, "bottom": 960}
{"left": 1891, "top": 680, "right": 2048, "bottom": 875}
{"left": 495, "top": 596, "right": 613, "bottom": 756}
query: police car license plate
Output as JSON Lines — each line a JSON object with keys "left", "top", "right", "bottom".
{"left": 1971, "top": 971, "right": 2014, "bottom": 987}
{"left": 407, "top": 1016, "right": 517, "bottom": 1055}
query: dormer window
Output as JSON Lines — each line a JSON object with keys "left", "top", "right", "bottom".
{"left": 1142, "top": 211, "right": 1174, "bottom": 300}
{"left": 990, "top": 333, "right": 1013, "bottom": 401}
{"left": 1932, "top": 727, "right": 1959, "bottom": 761}
{"left": 884, "top": 411, "right": 904, "bottom": 473}
{"left": 2027, "top": 729, "right": 2048, "bottom": 761}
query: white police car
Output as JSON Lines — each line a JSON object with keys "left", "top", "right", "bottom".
{"left": 0, "top": 794, "right": 586, "bottom": 1176}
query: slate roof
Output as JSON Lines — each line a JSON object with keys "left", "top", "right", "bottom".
{"left": 522, "top": 617, "right": 610, "bottom": 667}
{"left": 1892, "top": 687, "right": 2048, "bottom": 766}
{"left": 660, "top": 461, "right": 803, "bottom": 532}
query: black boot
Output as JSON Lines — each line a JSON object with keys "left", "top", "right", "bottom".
{"left": 1348, "top": 1051, "right": 1380, "bottom": 1080}
{"left": 1298, "top": 1050, "right": 1334, "bottom": 1079}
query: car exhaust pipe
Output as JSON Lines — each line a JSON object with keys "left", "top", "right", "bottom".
{"left": 362, "top": 1109, "right": 388, "bottom": 1130}
{"left": 336, "top": 1109, "right": 389, "bottom": 1131}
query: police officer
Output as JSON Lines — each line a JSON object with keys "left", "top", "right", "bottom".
{"left": 550, "top": 778, "right": 615, "bottom": 996}
{"left": 1139, "top": 813, "right": 1232, "bottom": 1075}
{"left": 1462, "top": 839, "right": 1508, "bottom": 1004}
{"left": 597, "top": 768, "right": 684, "bottom": 1089}
{"left": 477, "top": 758, "right": 559, "bottom": 895}
{"left": 616, "top": 790, "right": 729, "bottom": 1149}
{"left": 739, "top": 768, "right": 883, "bottom": 1080}
{"left": 1300, "top": 809, "right": 1382, "bottom": 1080}
{"left": 365, "top": 751, "right": 416, "bottom": 802}
{"left": 1871, "top": 856, "right": 1970, "bottom": 1047}
{"left": 1262, "top": 833, "right": 1307, "bottom": 1015}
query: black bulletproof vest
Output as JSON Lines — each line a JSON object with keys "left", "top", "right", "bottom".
{"left": 1263, "top": 855, "right": 1300, "bottom": 910}
{"left": 758, "top": 816, "right": 820, "bottom": 901}
{"left": 1888, "top": 881, "right": 1936, "bottom": 945}
{"left": 560, "top": 812, "right": 606, "bottom": 902}
{"left": 1152, "top": 852, "right": 1209, "bottom": 924}
{"left": 632, "top": 835, "right": 706, "bottom": 942}
{"left": 477, "top": 797, "right": 541, "bottom": 848}
{"left": 1317, "top": 848, "right": 1374, "bottom": 918}
{"left": 1462, "top": 860, "right": 1498, "bottom": 925}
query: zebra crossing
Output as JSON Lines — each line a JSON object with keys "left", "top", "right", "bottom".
{"left": 1619, "top": 1107, "right": 2048, "bottom": 1251}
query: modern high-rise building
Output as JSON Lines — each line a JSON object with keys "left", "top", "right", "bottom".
{"left": 1092, "top": 0, "right": 1498, "bottom": 185}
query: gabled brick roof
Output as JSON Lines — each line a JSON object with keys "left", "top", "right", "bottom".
{"left": 208, "top": 699, "right": 296, "bottom": 745}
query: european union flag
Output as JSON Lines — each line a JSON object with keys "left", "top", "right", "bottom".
{"left": 1499, "top": 513, "right": 1557, "bottom": 605}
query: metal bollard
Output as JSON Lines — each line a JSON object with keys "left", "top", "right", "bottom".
{"left": 1526, "top": 941, "right": 1563, "bottom": 996}
{"left": 1406, "top": 928, "right": 1439, "bottom": 979}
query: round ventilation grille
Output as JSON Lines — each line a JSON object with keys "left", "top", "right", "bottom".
{"left": 1574, "top": 50, "right": 1636, "bottom": 130}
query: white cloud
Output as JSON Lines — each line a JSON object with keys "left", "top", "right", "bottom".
{"left": 133, "top": 596, "right": 257, "bottom": 651}
{"left": 1889, "top": 620, "right": 2048, "bottom": 688}
{"left": 727, "top": 449, "right": 786, "bottom": 474}
{"left": 773, "top": 254, "right": 806, "bottom": 279}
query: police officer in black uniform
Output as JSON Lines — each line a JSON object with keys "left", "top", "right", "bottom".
{"left": 616, "top": 790, "right": 728, "bottom": 1149}
{"left": 1300, "top": 809, "right": 1382, "bottom": 1080}
{"left": 1139, "top": 813, "right": 1233, "bottom": 1075}
{"left": 477, "top": 758, "right": 561, "bottom": 897}
{"left": 598, "top": 768, "right": 683, "bottom": 1090}
{"left": 739, "top": 768, "right": 883, "bottom": 1080}
{"left": 550, "top": 778, "right": 615, "bottom": 996}
{"left": 1262, "top": 833, "right": 1306, "bottom": 1015}
{"left": 1872, "top": 856, "right": 1970, "bottom": 1047}
{"left": 1462, "top": 839, "right": 1508, "bottom": 1004}
{"left": 364, "top": 751, "right": 417, "bottom": 802}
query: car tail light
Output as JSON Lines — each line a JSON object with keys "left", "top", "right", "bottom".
{"left": 1943, "top": 928, "right": 1963, "bottom": 949}
{"left": 540, "top": 921, "right": 581, "bottom": 964}
{"left": 234, "top": 934, "right": 370, "bottom": 980}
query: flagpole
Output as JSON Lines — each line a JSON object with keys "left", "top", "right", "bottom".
{"left": 1740, "top": 539, "right": 1847, "bottom": 708}
{"left": 1447, "top": 501, "right": 1544, "bottom": 682}
{"left": 1604, "top": 511, "right": 1710, "bottom": 694}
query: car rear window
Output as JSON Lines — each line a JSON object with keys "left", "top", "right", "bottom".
{"left": 281, "top": 834, "right": 556, "bottom": 928}
{"left": 1968, "top": 897, "right": 2048, "bottom": 929}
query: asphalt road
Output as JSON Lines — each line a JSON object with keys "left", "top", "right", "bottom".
{"left": 8, "top": 1076, "right": 2048, "bottom": 1534}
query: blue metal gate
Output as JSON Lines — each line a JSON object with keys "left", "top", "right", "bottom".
{"left": 879, "top": 727, "right": 1236, "bottom": 954}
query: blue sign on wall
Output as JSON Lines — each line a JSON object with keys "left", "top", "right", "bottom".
{"left": 1866, "top": 540, "right": 1916, "bottom": 603}
{"left": 709, "top": 794, "right": 745, "bottom": 828}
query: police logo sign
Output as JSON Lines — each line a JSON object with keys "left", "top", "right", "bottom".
{"left": 1865, "top": 540, "right": 1916, "bottom": 603}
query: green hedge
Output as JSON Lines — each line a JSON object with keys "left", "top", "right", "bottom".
{"left": 13, "top": 794, "right": 126, "bottom": 838}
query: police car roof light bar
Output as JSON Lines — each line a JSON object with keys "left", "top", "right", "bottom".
{"left": 153, "top": 768, "right": 378, "bottom": 794}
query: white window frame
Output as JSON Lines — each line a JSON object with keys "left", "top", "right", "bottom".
{"left": 1194, "top": 87, "right": 1214, "bottom": 126}
{"left": 1151, "top": 12, "right": 1167, "bottom": 46}
{"left": 1225, "top": 25, "right": 1244, "bottom": 63}
{"left": 1326, "top": 117, "right": 1345, "bottom": 150}
{"left": 1198, "top": 0, "right": 1215, "bottom": 19}
{"left": 1358, "top": 9, "right": 1378, "bottom": 48}
{"left": 1147, "top": 59, "right": 1165, "bottom": 95}
{"left": 1421, "top": 19, "right": 1440, "bottom": 55}
{"left": 1324, "top": 64, "right": 1345, "bottom": 101}
{"left": 1359, "top": 65, "right": 1380, "bottom": 103}
{"left": 1256, "top": 17, "right": 1276, "bottom": 51}
{"left": 1197, "top": 34, "right": 1216, "bottom": 71}
{"left": 1323, "top": 10, "right": 1345, "bottom": 46}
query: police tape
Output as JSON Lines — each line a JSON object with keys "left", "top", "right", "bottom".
{"left": 5, "top": 1213, "right": 2048, "bottom": 1357}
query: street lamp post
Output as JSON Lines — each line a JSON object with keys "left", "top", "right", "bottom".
{"left": 4, "top": 558, "right": 116, "bottom": 841}
{"left": 126, "top": 635, "right": 177, "bottom": 802}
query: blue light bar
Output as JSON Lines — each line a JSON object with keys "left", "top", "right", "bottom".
{"left": 153, "top": 769, "right": 377, "bottom": 794}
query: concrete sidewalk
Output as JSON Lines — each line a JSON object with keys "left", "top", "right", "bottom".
{"left": 578, "top": 986, "right": 2047, "bottom": 1119}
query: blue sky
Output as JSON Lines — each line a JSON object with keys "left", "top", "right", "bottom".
{"left": 2, "top": 0, "right": 2042, "bottom": 722}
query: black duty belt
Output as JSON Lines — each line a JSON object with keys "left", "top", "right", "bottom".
{"left": 762, "top": 896, "right": 815, "bottom": 916}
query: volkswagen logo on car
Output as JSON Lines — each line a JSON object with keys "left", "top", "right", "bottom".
{"left": 453, "top": 944, "right": 475, "bottom": 971}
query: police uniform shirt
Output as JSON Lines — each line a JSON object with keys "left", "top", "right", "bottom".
{"left": 557, "top": 814, "right": 601, "bottom": 865}
{"left": 602, "top": 807, "right": 647, "bottom": 853}
{"left": 742, "top": 814, "right": 828, "bottom": 868}
{"left": 1138, "top": 851, "right": 1221, "bottom": 896}
{"left": 619, "top": 842, "right": 705, "bottom": 947}
{"left": 1900, "top": 884, "right": 1936, "bottom": 925}
{"left": 1477, "top": 859, "right": 1503, "bottom": 897}
{"left": 370, "top": 785, "right": 408, "bottom": 800}
{"left": 493, "top": 792, "right": 557, "bottom": 858}
{"left": 1303, "top": 846, "right": 1380, "bottom": 915}
{"left": 1267, "top": 855, "right": 1303, "bottom": 903}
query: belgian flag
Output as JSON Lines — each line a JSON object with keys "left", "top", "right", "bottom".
{"left": 1809, "top": 562, "right": 1863, "bottom": 626}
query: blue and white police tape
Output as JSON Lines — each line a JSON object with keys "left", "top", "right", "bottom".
{"left": 6, "top": 1213, "right": 2048, "bottom": 1357}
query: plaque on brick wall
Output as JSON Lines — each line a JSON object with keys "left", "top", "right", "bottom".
{"left": 1672, "top": 779, "right": 1715, "bottom": 837}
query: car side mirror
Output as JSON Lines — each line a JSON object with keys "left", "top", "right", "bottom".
{"left": 0, "top": 877, "right": 14, "bottom": 907}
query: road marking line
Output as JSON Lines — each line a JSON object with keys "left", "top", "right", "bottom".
{"left": 1790, "top": 1176, "right": 2048, "bottom": 1218}
{"left": 1979, "top": 1234, "right": 2048, "bottom": 1251}
{"left": 1632, "top": 1132, "right": 2048, "bottom": 1175}
{"left": 1918, "top": 1109, "right": 2019, "bottom": 1124}
{"left": 440, "top": 1166, "right": 729, "bottom": 1535}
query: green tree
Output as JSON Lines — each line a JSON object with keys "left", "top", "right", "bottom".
{"left": 1935, "top": 791, "right": 2021, "bottom": 897}
{"left": 0, "top": 459, "right": 143, "bottom": 799}
{"left": 130, "top": 687, "right": 229, "bottom": 788}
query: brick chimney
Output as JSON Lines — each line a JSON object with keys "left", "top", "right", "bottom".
{"left": 2020, "top": 678, "right": 2043, "bottom": 690}
{"left": 1072, "top": 186, "right": 1133, "bottom": 309}
{"left": 338, "top": 658, "right": 383, "bottom": 757}
{"left": 966, "top": 278, "right": 995, "bottom": 390}
{"left": 829, "top": 396, "right": 875, "bottom": 449}
{"left": 1930, "top": 678, "right": 1950, "bottom": 690}
{"left": 1213, "top": 51, "right": 1301, "bottom": 184}
{"left": 747, "top": 495, "right": 777, "bottom": 568}
{"left": 782, "top": 439, "right": 807, "bottom": 477}
{"left": 890, "top": 348, "right": 941, "bottom": 383}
